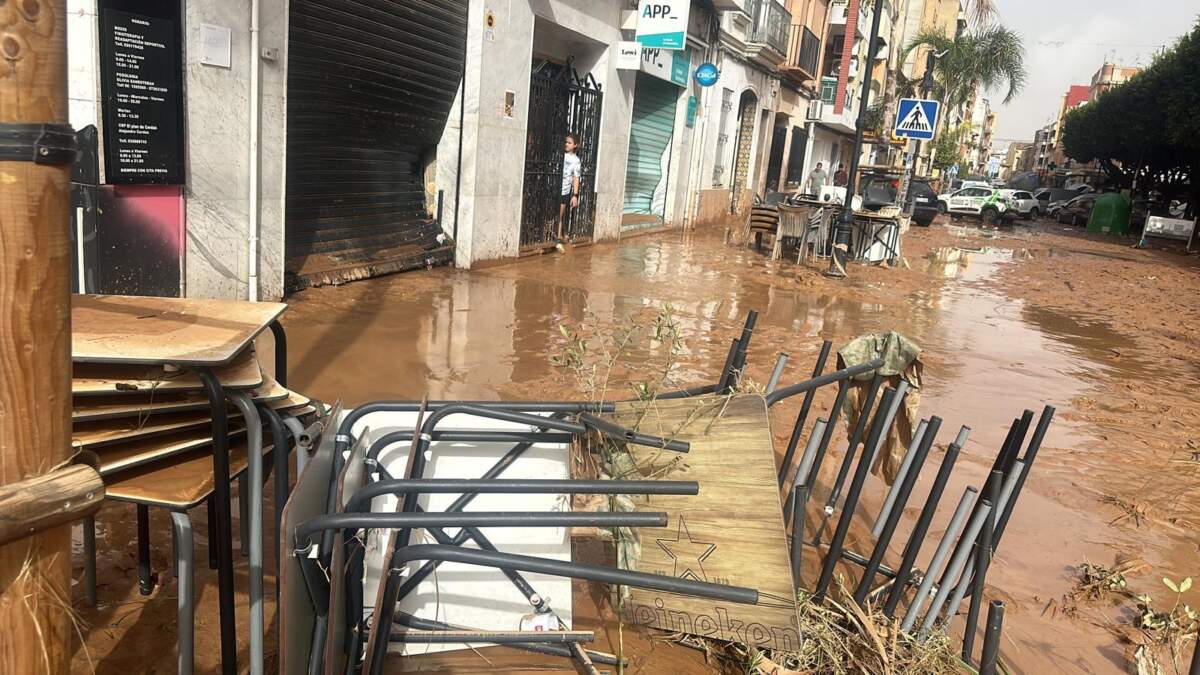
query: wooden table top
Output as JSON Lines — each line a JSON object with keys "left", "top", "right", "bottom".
{"left": 72, "top": 294, "right": 286, "bottom": 367}
{"left": 590, "top": 395, "right": 799, "bottom": 650}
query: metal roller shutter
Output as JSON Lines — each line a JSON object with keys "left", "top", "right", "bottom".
{"left": 622, "top": 73, "right": 679, "bottom": 223}
{"left": 285, "top": 0, "right": 466, "bottom": 289}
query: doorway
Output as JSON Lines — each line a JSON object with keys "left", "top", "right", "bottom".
{"left": 519, "top": 60, "right": 603, "bottom": 248}
{"left": 622, "top": 72, "right": 679, "bottom": 230}
{"left": 729, "top": 90, "right": 759, "bottom": 212}
{"left": 764, "top": 123, "right": 788, "bottom": 194}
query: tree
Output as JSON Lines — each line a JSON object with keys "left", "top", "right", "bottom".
{"left": 1060, "top": 22, "right": 1198, "bottom": 215}
{"left": 931, "top": 123, "right": 968, "bottom": 171}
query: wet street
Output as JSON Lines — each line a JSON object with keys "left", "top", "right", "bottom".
{"left": 75, "top": 220, "right": 1200, "bottom": 674}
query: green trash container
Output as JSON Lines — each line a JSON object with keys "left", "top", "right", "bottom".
{"left": 1088, "top": 193, "right": 1132, "bottom": 235}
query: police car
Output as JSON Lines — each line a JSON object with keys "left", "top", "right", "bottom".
{"left": 936, "top": 186, "right": 1012, "bottom": 224}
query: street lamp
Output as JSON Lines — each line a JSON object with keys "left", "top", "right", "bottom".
{"left": 826, "top": 0, "right": 887, "bottom": 278}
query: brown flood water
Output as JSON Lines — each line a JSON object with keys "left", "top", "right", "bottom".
{"left": 75, "top": 223, "right": 1200, "bottom": 674}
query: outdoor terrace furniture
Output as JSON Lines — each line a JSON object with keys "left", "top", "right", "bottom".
{"left": 71, "top": 294, "right": 295, "bottom": 675}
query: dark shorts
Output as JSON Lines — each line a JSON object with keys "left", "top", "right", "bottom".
{"left": 560, "top": 193, "right": 575, "bottom": 206}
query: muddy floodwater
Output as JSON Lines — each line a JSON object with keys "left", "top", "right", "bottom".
{"left": 75, "top": 221, "right": 1200, "bottom": 674}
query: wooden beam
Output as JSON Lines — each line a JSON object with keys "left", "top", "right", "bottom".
{"left": 0, "top": 466, "right": 104, "bottom": 548}
{"left": 0, "top": 0, "right": 75, "bottom": 673}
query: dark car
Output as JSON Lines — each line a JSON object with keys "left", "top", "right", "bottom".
{"left": 910, "top": 179, "right": 939, "bottom": 226}
{"left": 1055, "top": 194, "right": 1099, "bottom": 225}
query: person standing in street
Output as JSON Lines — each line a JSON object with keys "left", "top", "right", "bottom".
{"left": 558, "top": 133, "right": 581, "bottom": 248}
{"left": 833, "top": 163, "right": 848, "bottom": 187}
{"left": 806, "top": 162, "right": 828, "bottom": 195}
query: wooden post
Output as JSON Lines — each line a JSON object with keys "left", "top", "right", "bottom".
{"left": 0, "top": 0, "right": 75, "bottom": 673}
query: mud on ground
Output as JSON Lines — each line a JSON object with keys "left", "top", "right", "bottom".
{"left": 74, "top": 217, "right": 1200, "bottom": 674}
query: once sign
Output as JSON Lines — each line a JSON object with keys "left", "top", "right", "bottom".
{"left": 635, "top": 0, "right": 690, "bottom": 50}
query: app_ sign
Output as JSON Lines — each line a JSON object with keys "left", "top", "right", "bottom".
{"left": 636, "top": 1, "right": 690, "bottom": 50}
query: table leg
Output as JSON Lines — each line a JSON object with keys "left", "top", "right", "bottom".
{"left": 171, "top": 511, "right": 195, "bottom": 675}
{"left": 198, "top": 368, "right": 237, "bottom": 675}
{"left": 230, "top": 393, "right": 265, "bottom": 675}
{"left": 83, "top": 515, "right": 97, "bottom": 605}
{"left": 259, "top": 405, "right": 291, "bottom": 588}
{"left": 283, "top": 415, "right": 309, "bottom": 477}
{"left": 206, "top": 497, "right": 218, "bottom": 570}
{"left": 136, "top": 504, "right": 156, "bottom": 595}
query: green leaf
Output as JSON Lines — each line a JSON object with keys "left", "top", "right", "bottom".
{"left": 558, "top": 325, "right": 570, "bottom": 338}
{"left": 1182, "top": 577, "right": 1193, "bottom": 593}
{"left": 1164, "top": 577, "right": 1179, "bottom": 593}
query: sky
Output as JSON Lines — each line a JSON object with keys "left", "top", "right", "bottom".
{"left": 983, "top": 0, "right": 1198, "bottom": 146}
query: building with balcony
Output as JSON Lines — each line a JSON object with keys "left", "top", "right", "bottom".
{"left": 690, "top": 0, "right": 797, "bottom": 225}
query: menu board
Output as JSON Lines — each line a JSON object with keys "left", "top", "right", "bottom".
{"left": 99, "top": 7, "right": 184, "bottom": 184}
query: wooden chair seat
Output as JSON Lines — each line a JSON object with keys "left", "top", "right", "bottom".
{"left": 73, "top": 347, "right": 264, "bottom": 397}
{"left": 105, "top": 440, "right": 272, "bottom": 509}
{"left": 72, "top": 376, "right": 292, "bottom": 423}
{"left": 74, "top": 395, "right": 311, "bottom": 450}
{"left": 95, "top": 427, "right": 250, "bottom": 477}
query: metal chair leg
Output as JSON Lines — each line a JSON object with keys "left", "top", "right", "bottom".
{"left": 137, "top": 504, "right": 157, "bottom": 595}
{"left": 171, "top": 512, "right": 195, "bottom": 675}
{"left": 83, "top": 514, "right": 97, "bottom": 605}
{"left": 239, "top": 473, "right": 251, "bottom": 557}
{"left": 206, "top": 497, "right": 218, "bottom": 570}
{"left": 230, "top": 392, "right": 266, "bottom": 675}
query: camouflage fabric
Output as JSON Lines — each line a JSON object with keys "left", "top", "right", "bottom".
{"left": 838, "top": 332, "right": 924, "bottom": 484}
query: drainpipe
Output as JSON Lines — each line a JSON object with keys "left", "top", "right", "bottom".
{"left": 247, "top": 0, "right": 261, "bottom": 301}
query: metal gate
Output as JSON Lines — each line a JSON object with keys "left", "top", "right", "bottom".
{"left": 520, "top": 61, "right": 602, "bottom": 247}
{"left": 284, "top": 0, "right": 466, "bottom": 289}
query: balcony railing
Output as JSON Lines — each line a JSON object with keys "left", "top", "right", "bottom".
{"left": 746, "top": 0, "right": 790, "bottom": 55}
{"left": 785, "top": 25, "right": 821, "bottom": 79}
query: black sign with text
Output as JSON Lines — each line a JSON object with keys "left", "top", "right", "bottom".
{"left": 99, "top": 6, "right": 184, "bottom": 184}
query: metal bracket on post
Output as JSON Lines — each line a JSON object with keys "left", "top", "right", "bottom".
{"left": 0, "top": 123, "right": 77, "bottom": 165}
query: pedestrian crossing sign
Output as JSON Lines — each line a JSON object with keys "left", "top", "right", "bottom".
{"left": 894, "top": 98, "right": 940, "bottom": 140}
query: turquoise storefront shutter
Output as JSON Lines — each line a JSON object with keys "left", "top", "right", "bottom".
{"left": 623, "top": 73, "right": 679, "bottom": 220}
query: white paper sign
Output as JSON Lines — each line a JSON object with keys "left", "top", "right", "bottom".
{"left": 616, "top": 41, "right": 642, "bottom": 70}
{"left": 199, "top": 23, "right": 231, "bottom": 69}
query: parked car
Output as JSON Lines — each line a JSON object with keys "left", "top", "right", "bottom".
{"left": 936, "top": 186, "right": 1011, "bottom": 224}
{"left": 1000, "top": 190, "right": 1040, "bottom": 219}
{"left": 1036, "top": 187, "right": 1090, "bottom": 215}
{"left": 910, "top": 179, "right": 939, "bottom": 226}
{"left": 1054, "top": 193, "right": 1100, "bottom": 225}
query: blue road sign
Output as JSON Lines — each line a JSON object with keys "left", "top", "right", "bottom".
{"left": 895, "top": 98, "right": 940, "bottom": 140}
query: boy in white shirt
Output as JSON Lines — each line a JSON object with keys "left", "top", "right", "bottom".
{"left": 558, "top": 133, "right": 581, "bottom": 245}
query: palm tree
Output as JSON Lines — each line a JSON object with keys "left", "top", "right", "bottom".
{"left": 879, "top": 0, "right": 1008, "bottom": 155}
{"left": 902, "top": 24, "right": 1027, "bottom": 110}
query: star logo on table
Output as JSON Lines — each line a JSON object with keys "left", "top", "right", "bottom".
{"left": 655, "top": 516, "right": 716, "bottom": 582}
